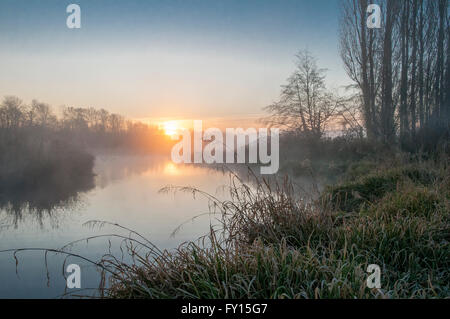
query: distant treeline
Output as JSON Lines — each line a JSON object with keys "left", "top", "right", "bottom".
{"left": 0, "top": 95, "right": 173, "bottom": 153}
{"left": 0, "top": 96, "right": 173, "bottom": 205}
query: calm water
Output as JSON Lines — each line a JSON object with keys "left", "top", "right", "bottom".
{"left": 0, "top": 155, "right": 237, "bottom": 298}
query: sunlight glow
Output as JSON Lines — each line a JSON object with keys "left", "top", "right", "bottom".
{"left": 162, "top": 121, "right": 180, "bottom": 137}
{"left": 163, "top": 162, "right": 180, "bottom": 175}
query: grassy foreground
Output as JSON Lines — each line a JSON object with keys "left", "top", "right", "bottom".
{"left": 100, "top": 157, "right": 449, "bottom": 299}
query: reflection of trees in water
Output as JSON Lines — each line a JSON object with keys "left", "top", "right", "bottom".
{"left": 93, "top": 154, "right": 171, "bottom": 188}
{"left": 0, "top": 171, "right": 94, "bottom": 229}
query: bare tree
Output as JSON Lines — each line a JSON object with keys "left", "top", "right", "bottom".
{"left": 0, "top": 96, "right": 25, "bottom": 129}
{"left": 340, "top": 0, "right": 448, "bottom": 149}
{"left": 399, "top": 0, "right": 410, "bottom": 143}
{"left": 337, "top": 94, "right": 366, "bottom": 138}
{"left": 340, "top": 0, "right": 382, "bottom": 140}
{"left": 263, "top": 50, "right": 341, "bottom": 139}
{"left": 30, "top": 100, "right": 56, "bottom": 128}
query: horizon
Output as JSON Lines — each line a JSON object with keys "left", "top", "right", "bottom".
{"left": 0, "top": 0, "right": 350, "bottom": 128}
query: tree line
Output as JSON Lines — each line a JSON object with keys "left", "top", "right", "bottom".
{"left": 0, "top": 95, "right": 175, "bottom": 202}
{"left": 0, "top": 95, "right": 172, "bottom": 152}
{"left": 340, "top": 0, "right": 449, "bottom": 150}
{"left": 264, "top": 0, "right": 448, "bottom": 153}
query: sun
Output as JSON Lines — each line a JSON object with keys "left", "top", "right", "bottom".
{"left": 162, "top": 121, "right": 180, "bottom": 137}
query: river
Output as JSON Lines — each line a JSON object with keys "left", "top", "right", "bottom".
{"left": 0, "top": 154, "right": 239, "bottom": 298}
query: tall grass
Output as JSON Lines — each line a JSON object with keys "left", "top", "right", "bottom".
{"left": 94, "top": 160, "right": 449, "bottom": 299}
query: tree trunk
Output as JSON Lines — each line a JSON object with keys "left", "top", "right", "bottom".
{"left": 410, "top": 0, "right": 418, "bottom": 140}
{"left": 381, "top": 0, "right": 397, "bottom": 144}
{"left": 400, "top": 0, "right": 410, "bottom": 145}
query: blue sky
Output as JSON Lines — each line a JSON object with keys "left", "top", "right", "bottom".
{"left": 0, "top": 0, "right": 349, "bottom": 123}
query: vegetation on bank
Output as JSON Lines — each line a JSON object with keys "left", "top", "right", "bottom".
{"left": 0, "top": 97, "right": 96, "bottom": 214}
{"left": 96, "top": 154, "right": 449, "bottom": 299}
{"left": 0, "top": 94, "right": 173, "bottom": 213}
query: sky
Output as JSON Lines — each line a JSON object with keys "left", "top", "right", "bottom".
{"left": 0, "top": 0, "right": 350, "bottom": 127}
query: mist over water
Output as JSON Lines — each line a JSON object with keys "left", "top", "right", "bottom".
{"left": 0, "top": 155, "right": 235, "bottom": 298}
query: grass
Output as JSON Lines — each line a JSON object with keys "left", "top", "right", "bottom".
{"left": 320, "top": 164, "right": 438, "bottom": 213}
{"left": 94, "top": 158, "right": 449, "bottom": 299}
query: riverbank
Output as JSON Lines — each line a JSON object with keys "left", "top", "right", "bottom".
{"left": 99, "top": 154, "right": 449, "bottom": 299}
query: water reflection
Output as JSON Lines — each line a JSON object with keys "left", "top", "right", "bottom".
{"left": 0, "top": 167, "right": 95, "bottom": 229}
{"left": 0, "top": 153, "right": 323, "bottom": 232}
{"left": 0, "top": 154, "right": 232, "bottom": 232}
{"left": 94, "top": 154, "right": 170, "bottom": 188}
{"left": 0, "top": 154, "right": 326, "bottom": 298}
{"left": 0, "top": 155, "right": 239, "bottom": 298}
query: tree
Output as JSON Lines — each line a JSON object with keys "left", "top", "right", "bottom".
{"left": 30, "top": 100, "right": 56, "bottom": 128}
{"left": 340, "top": 0, "right": 448, "bottom": 150}
{"left": 339, "top": 0, "right": 381, "bottom": 140}
{"left": 399, "top": 0, "right": 410, "bottom": 143}
{"left": 263, "top": 51, "right": 340, "bottom": 139}
{"left": 379, "top": 0, "right": 399, "bottom": 144}
{"left": 0, "top": 96, "right": 25, "bottom": 129}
